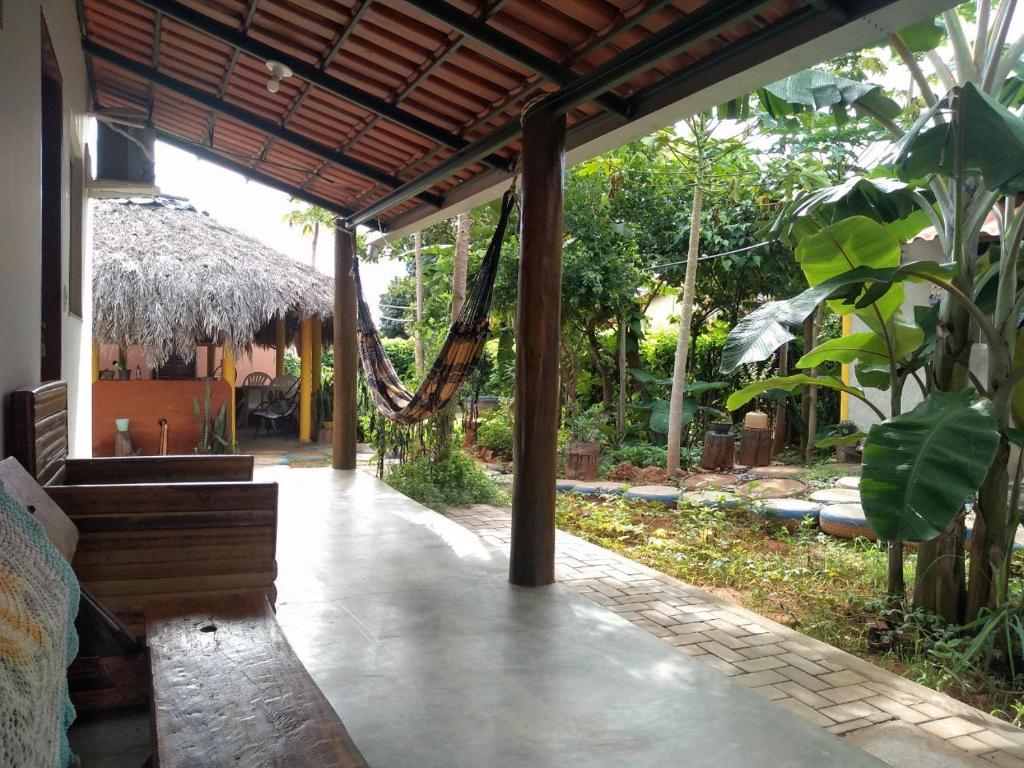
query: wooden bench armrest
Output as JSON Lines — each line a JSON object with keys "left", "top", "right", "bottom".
{"left": 47, "top": 481, "right": 278, "bottom": 636}
{"left": 63, "top": 455, "right": 255, "bottom": 484}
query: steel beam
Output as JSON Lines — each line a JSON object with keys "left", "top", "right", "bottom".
{"left": 398, "top": 0, "right": 629, "bottom": 116}
{"left": 129, "top": 0, "right": 510, "bottom": 171}
{"left": 154, "top": 130, "right": 357, "bottom": 220}
{"left": 85, "top": 41, "right": 444, "bottom": 209}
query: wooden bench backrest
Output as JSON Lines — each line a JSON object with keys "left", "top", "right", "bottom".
{"left": 0, "top": 456, "right": 78, "bottom": 563}
{"left": 11, "top": 381, "right": 69, "bottom": 486}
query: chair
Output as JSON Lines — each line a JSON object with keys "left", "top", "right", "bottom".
{"left": 252, "top": 379, "right": 300, "bottom": 436}
{"left": 238, "top": 372, "right": 273, "bottom": 426}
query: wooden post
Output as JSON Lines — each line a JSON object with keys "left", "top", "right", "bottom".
{"left": 275, "top": 315, "right": 286, "bottom": 377}
{"left": 298, "top": 318, "right": 313, "bottom": 443}
{"left": 510, "top": 104, "right": 564, "bottom": 588}
{"left": 222, "top": 343, "right": 236, "bottom": 448}
{"left": 333, "top": 228, "right": 358, "bottom": 470}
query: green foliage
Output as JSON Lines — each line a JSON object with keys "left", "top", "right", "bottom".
{"left": 862, "top": 392, "right": 1000, "bottom": 541}
{"left": 192, "top": 382, "right": 233, "bottom": 454}
{"left": 565, "top": 404, "right": 607, "bottom": 443}
{"left": 385, "top": 452, "right": 508, "bottom": 511}
{"left": 607, "top": 443, "right": 669, "bottom": 469}
{"left": 476, "top": 408, "right": 514, "bottom": 460}
{"left": 381, "top": 337, "right": 418, "bottom": 385}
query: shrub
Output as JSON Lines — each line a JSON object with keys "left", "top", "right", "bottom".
{"left": 381, "top": 337, "right": 418, "bottom": 384}
{"left": 477, "top": 408, "right": 514, "bottom": 459}
{"left": 386, "top": 452, "right": 507, "bottom": 511}
{"left": 609, "top": 443, "right": 668, "bottom": 469}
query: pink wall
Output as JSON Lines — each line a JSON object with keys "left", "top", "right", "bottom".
{"left": 98, "top": 343, "right": 280, "bottom": 381}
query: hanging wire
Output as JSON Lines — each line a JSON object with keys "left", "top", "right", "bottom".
{"left": 646, "top": 240, "right": 775, "bottom": 271}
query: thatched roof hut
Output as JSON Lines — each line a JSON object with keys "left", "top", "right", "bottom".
{"left": 92, "top": 197, "right": 333, "bottom": 367}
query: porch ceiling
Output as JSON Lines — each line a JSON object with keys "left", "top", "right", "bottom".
{"left": 80, "top": 0, "right": 943, "bottom": 233}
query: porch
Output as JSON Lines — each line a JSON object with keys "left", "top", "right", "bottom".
{"left": 69, "top": 465, "right": 880, "bottom": 766}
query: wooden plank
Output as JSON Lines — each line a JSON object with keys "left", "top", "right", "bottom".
{"left": 74, "top": 556, "right": 275, "bottom": 581}
{"left": 11, "top": 381, "right": 70, "bottom": 483}
{"left": 69, "top": 653, "right": 149, "bottom": 714}
{"left": 147, "top": 592, "right": 369, "bottom": 767}
{"left": 46, "top": 481, "right": 277, "bottom": 515}
{"left": 69, "top": 509, "right": 276, "bottom": 533}
{"left": 76, "top": 586, "right": 142, "bottom": 656}
{"left": 510, "top": 105, "right": 565, "bottom": 588}
{"left": 87, "top": 570, "right": 275, "bottom": 598}
{"left": 64, "top": 454, "right": 255, "bottom": 484}
{"left": 0, "top": 457, "right": 78, "bottom": 562}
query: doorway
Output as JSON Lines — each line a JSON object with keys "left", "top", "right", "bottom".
{"left": 40, "top": 17, "right": 63, "bottom": 381}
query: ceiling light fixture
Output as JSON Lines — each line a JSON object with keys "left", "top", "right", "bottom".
{"left": 265, "top": 60, "right": 292, "bottom": 94}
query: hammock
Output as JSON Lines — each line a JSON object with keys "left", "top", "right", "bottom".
{"left": 356, "top": 190, "right": 517, "bottom": 425}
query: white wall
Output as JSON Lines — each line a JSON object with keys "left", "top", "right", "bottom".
{"left": 847, "top": 238, "right": 945, "bottom": 430}
{"left": 0, "top": 1, "right": 90, "bottom": 456}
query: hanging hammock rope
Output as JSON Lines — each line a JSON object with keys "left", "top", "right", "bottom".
{"left": 356, "top": 189, "right": 517, "bottom": 425}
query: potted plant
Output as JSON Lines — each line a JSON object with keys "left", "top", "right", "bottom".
{"left": 564, "top": 405, "right": 606, "bottom": 481}
{"left": 113, "top": 360, "right": 131, "bottom": 380}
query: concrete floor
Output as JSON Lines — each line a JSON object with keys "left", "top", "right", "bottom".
{"left": 71, "top": 466, "right": 889, "bottom": 766}
{"left": 269, "top": 467, "right": 885, "bottom": 767}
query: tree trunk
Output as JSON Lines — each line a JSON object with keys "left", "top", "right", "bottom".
{"left": 617, "top": 317, "right": 627, "bottom": 440}
{"left": 586, "top": 327, "right": 613, "bottom": 409}
{"left": 414, "top": 231, "right": 425, "bottom": 376}
{"left": 453, "top": 211, "right": 471, "bottom": 320}
{"left": 773, "top": 343, "right": 790, "bottom": 456}
{"left": 311, "top": 222, "right": 319, "bottom": 269}
{"left": 666, "top": 184, "right": 703, "bottom": 476}
{"left": 803, "top": 307, "right": 821, "bottom": 463}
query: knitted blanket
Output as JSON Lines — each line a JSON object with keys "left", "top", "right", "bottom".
{"left": 0, "top": 481, "right": 80, "bottom": 767}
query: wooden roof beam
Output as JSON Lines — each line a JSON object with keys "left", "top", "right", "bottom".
{"left": 397, "top": 0, "right": 630, "bottom": 117}
{"left": 129, "top": 0, "right": 512, "bottom": 172}
{"left": 155, "top": 129, "right": 358, "bottom": 221}
{"left": 84, "top": 40, "right": 445, "bottom": 209}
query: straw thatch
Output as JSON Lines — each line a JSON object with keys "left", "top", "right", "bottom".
{"left": 92, "top": 197, "right": 333, "bottom": 367}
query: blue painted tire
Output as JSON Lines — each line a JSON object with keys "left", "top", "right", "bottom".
{"left": 556, "top": 479, "right": 577, "bottom": 492}
{"left": 573, "top": 481, "right": 627, "bottom": 496}
{"left": 753, "top": 499, "right": 821, "bottom": 527}
{"left": 819, "top": 503, "right": 876, "bottom": 541}
{"left": 624, "top": 485, "right": 680, "bottom": 506}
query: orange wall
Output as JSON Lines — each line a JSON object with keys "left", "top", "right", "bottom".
{"left": 93, "top": 380, "right": 231, "bottom": 456}
{"left": 98, "top": 344, "right": 279, "bottom": 382}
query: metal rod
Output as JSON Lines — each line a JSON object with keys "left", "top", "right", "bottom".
{"left": 397, "top": 0, "right": 629, "bottom": 116}
{"left": 128, "top": 0, "right": 510, "bottom": 171}
{"left": 85, "top": 40, "right": 444, "bottom": 209}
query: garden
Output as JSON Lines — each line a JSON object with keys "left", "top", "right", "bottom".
{"left": 292, "top": 0, "right": 1024, "bottom": 727}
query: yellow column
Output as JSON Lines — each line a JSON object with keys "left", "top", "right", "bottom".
{"left": 839, "top": 313, "right": 853, "bottom": 421}
{"left": 223, "top": 343, "right": 237, "bottom": 448}
{"left": 299, "top": 318, "right": 313, "bottom": 442}
{"left": 92, "top": 341, "right": 100, "bottom": 382}
{"left": 275, "top": 315, "right": 287, "bottom": 377}
{"left": 312, "top": 320, "right": 322, "bottom": 441}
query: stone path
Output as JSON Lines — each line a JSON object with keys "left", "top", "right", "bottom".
{"left": 447, "top": 504, "right": 1024, "bottom": 768}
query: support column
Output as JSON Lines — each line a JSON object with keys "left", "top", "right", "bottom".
{"left": 333, "top": 228, "right": 358, "bottom": 469}
{"left": 92, "top": 341, "right": 100, "bottom": 382}
{"left": 312, "top": 319, "right": 323, "bottom": 440}
{"left": 222, "top": 343, "right": 237, "bottom": 448}
{"left": 298, "top": 317, "right": 313, "bottom": 442}
{"left": 206, "top": 344, "right": 217, "bottom": 378}
{"left": 510, "top": 104, "right": 565, "bottom": 587}
{"left": 275, "top": 315, "right": 286, "bottom": 377}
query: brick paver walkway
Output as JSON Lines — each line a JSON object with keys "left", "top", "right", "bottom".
{"left": 448, "top": 504, "right": 1024, "bottom": 768}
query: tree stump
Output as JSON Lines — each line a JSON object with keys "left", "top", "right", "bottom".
{"left": 700, "top": 432, "right": 734, "bottom": 470}
{"left": 738, "top": 427, "right": 772, "bottom": 467}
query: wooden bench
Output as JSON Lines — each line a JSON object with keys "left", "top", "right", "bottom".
{"left": 0, "top": 457, "right": 369, "bottom": 767}
{"left": 12, "top": 381, "right": 255, "bottom": 486}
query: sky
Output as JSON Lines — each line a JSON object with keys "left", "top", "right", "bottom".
{"left": 152, "top": 141, "right": 404, "bottom": 322}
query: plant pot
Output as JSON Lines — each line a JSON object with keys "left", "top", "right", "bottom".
{"left": 710, "top": 421, "right": 732, "bottom": 435}
{"left": 117, "top": 369, "right": 131, "bottom": 380}
{"left": 565, "top": 441, "right": 600, "bottom": 481}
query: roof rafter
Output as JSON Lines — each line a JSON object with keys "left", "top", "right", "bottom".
{"left": 128, "top": 0, "right": 512, "bottom": 172}
{"left": 346, "top": 0, "right": 782, "bottom": 226}
{"left": 84, "top": 40, "right": 445, "bottom": 209}
{"left": 397, "top": 0, "right": 630, "bottom": 117}
{"left": 155, "top": 129, "right": 357, "bottom": 221}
